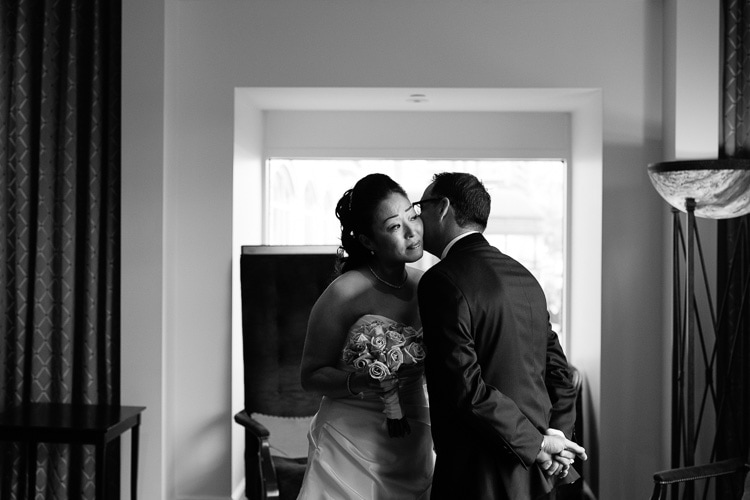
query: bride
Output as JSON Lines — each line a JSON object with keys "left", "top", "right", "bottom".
{"left": 297, "top": 173, "right": 434, "bottom": 500}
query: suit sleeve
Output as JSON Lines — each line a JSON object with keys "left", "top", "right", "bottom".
{"left": 419, "top": 269, "right": 543, "bottom": 467}
{"left": 544, "top": 320, "right": 578, "bottom": 437}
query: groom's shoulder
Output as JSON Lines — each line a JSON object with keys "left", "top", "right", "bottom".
{"left": 420, "top": 261, "right": 446, "bottom": 282}
{"left": 420, "top": 258, "right": 463, "bottom": 285}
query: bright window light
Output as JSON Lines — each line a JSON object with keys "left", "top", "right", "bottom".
{"left": 266, "top": 158, "right": 566, "bottom": 339}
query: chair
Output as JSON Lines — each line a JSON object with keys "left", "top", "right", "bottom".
{"left": 558, "top": 365, "right": 597, "bottom": 500}
{"left": 233, "top": 410, "right": 311, "bottom": 500}
{"left": 650, "top": 458, "right": 750, "bottom": 500}
{"left": 233, "top": 246, "right": 337, "bottom": 500}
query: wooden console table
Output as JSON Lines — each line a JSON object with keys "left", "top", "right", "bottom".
{"left": 0, "top": 403, "right": 145, "bottom": 499}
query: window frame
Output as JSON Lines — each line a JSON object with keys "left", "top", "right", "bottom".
{"left": 232, "top": 89, "right": 603, "bottom": 480}
{"left": 263, "top": 157, "right": 568, "bottom": 345}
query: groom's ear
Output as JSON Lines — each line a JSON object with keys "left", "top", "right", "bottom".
{"left": 437, "top": 197, "right": 451, "bottom": 220}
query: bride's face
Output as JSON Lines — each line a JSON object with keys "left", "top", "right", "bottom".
{"left": 365, "top": 192, "right": 424, "bottom": 264}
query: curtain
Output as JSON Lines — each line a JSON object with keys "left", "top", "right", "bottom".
{"left": 0, "top": 0, "right": 121, "bottom": 498}
{"left": 718, "top": 0, "right": 750, "bottom": 477}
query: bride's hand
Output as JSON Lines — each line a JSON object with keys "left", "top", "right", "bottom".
{"left": 395, "top": 363, "right": 423, "bottom": 379}
{"left": 348, "top": 371, "right": 397, "bottom": 396}
{"left": 376, "top": 375, "right": 399, "bottom": 395}
{"left": 362, "top": 373, "right": 398, "bottom": 395}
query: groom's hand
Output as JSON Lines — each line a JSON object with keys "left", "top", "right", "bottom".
{"left": 535, "top": 431, "right": 587, "bottom": 476}
{"left": 546, "top": 428, "right": 587, "bottom": 467}
{"left": 542, "top": 429, "right": 588, "bottom": 460}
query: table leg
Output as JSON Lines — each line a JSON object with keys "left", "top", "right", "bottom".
{"left": 28, "top": 442, "right": 37, "bottom": 500}
{"left": 17, "top": 442, "right": 28, "bottom": 500}
{"left": 131, "top": 422, "right": 140, "bottom": 500}
{"left": 96, "top": 443, "right": 106, "bottom": 499}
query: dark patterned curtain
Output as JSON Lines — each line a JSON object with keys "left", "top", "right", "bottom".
{"left": 718, "top": 0, "right": 750, "bottom": 476}
{"left": 0, "top": 0, "right": 121, "bottom": 498}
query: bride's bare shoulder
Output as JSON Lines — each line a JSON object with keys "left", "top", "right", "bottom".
{"left": 316, "top": 268, "right": 370, "bottom": 304}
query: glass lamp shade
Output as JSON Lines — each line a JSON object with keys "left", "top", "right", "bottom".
{"left": 647, "top": 159, "right": 750, "bottom": 219}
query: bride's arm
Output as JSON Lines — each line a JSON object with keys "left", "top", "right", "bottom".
{"left": 300, "top": 274, "right": 393, "bottom": 398}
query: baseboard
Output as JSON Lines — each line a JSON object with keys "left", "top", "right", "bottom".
{"left": 172, "top": 478, "right": 244, "bottom": 500}
{"left": 177, "top": 497, "right": 237, "bottom": 500}
{"left": 232, "top": 477, "right": 246, "bottom": 500}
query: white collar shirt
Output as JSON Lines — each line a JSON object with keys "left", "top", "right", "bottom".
{"left": 440, "top": 231, "right": 480, "bottom": 260}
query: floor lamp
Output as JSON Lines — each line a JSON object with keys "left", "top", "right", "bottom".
{"left": 648, "top": 159, "right": 750, "bottom": 497}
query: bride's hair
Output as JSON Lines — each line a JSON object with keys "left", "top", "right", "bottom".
{"left": 334, "top": 173, "right": 407, "bottom": 275}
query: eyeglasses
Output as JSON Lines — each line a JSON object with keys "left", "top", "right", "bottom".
{"left": 412, "top": 197, "right": 443, "bottom": 216}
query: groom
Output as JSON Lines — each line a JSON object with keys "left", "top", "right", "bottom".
{"left": 415, "top": 172, "right": 587, "bottom": 500}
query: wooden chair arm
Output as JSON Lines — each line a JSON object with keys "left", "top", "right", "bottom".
{"left": 234, "top": 410, "right": 280, "bottom": 499}
{"left": 234, "top": 409, "right": 270, "bottom": 438}
{"left": 650, "top": 458, "right": 749, "bottom": 500}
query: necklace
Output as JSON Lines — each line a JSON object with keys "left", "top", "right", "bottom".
{"left": 368, "top": 265, "right": 408, "bottom": 289}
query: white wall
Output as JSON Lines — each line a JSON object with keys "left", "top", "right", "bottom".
{"left": 234, "top": 91, "right": 602, "bottom": 491}
{"left": 264, "top": 110, "right": 569, "bottom": 158}
{"left": 660, "top": 0, "right": 722, "bottom": 471}
{"left": 120, "top": 1, "right": 719, "bottom": 499}
{"left": 121, "top": 0, "right": 165, "bottom": 498}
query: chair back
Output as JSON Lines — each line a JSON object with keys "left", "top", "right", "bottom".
{"left": 239, "top": 246, "right": 338, "bottom": 417}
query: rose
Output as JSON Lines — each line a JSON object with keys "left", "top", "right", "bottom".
{"left": 349, "top": 342, "right": 367, "bottom": 354}
{"left": 352, "top": 353, "right": 373, "bottom": 370}
{"left": 403, "top": 342, "right": 426, "bottom": 364}
{"left": 346, "top": 341, "right": 368, "bottom": 355}
{"left": 365, "top": 323, "right": 385, "bottom": 338}
{"left": 370, "top": 335, "right": 388, "bottom": 352}
{"left": 367, "top": 360, "right": 391, "bottom": 381}
{"left": 385, "top": 329, "right": 406, "bottom": 347}
{"left": 401, "top": 326, "right": 419, "bottom": 340}
{"left": 342, "top": 341, "right": 368, "bottom": 364}
{"left": 385, "top": 347, "right": 404, "bottom": 371}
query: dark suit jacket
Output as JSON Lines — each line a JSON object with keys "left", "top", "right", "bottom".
{"left": 418, "top": 233, "right": 578, "bottom": 500}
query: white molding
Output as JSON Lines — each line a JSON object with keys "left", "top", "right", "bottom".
{"left": 232, "top": 87, "right": 603, "bottom": 494}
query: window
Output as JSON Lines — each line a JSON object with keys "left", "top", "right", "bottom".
{"left": 266, "top": 158, "right": 566, "bottom": 339}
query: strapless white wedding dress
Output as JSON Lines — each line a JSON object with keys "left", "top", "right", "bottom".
{"left": 296, "top": 314, "right": 434, "bottom": 500}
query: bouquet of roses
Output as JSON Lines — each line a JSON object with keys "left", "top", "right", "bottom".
{"left": 342, "top": 319, "right": 426, "bottom": 437}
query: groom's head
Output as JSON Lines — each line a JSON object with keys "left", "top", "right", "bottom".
{"left": 418, "top": 172, "right": 491, "bottom": 256}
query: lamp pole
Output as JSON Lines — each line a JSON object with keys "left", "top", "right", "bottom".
{"left": 670, "top": 207, "right": 681, "bottom": 477}
{"left": 685, "top": 197, "right": 696, "bottom": 470}
{"left": 648, "top": 159, "right": 750, "bottom": 499}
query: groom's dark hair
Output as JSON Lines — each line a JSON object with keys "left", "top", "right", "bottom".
{"left": 431, "top": 172, "right": 491, "bottom": 230}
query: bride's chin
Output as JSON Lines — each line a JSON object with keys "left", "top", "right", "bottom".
{"left": 405, "top": 251, "right": 424, "bottom": 263}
